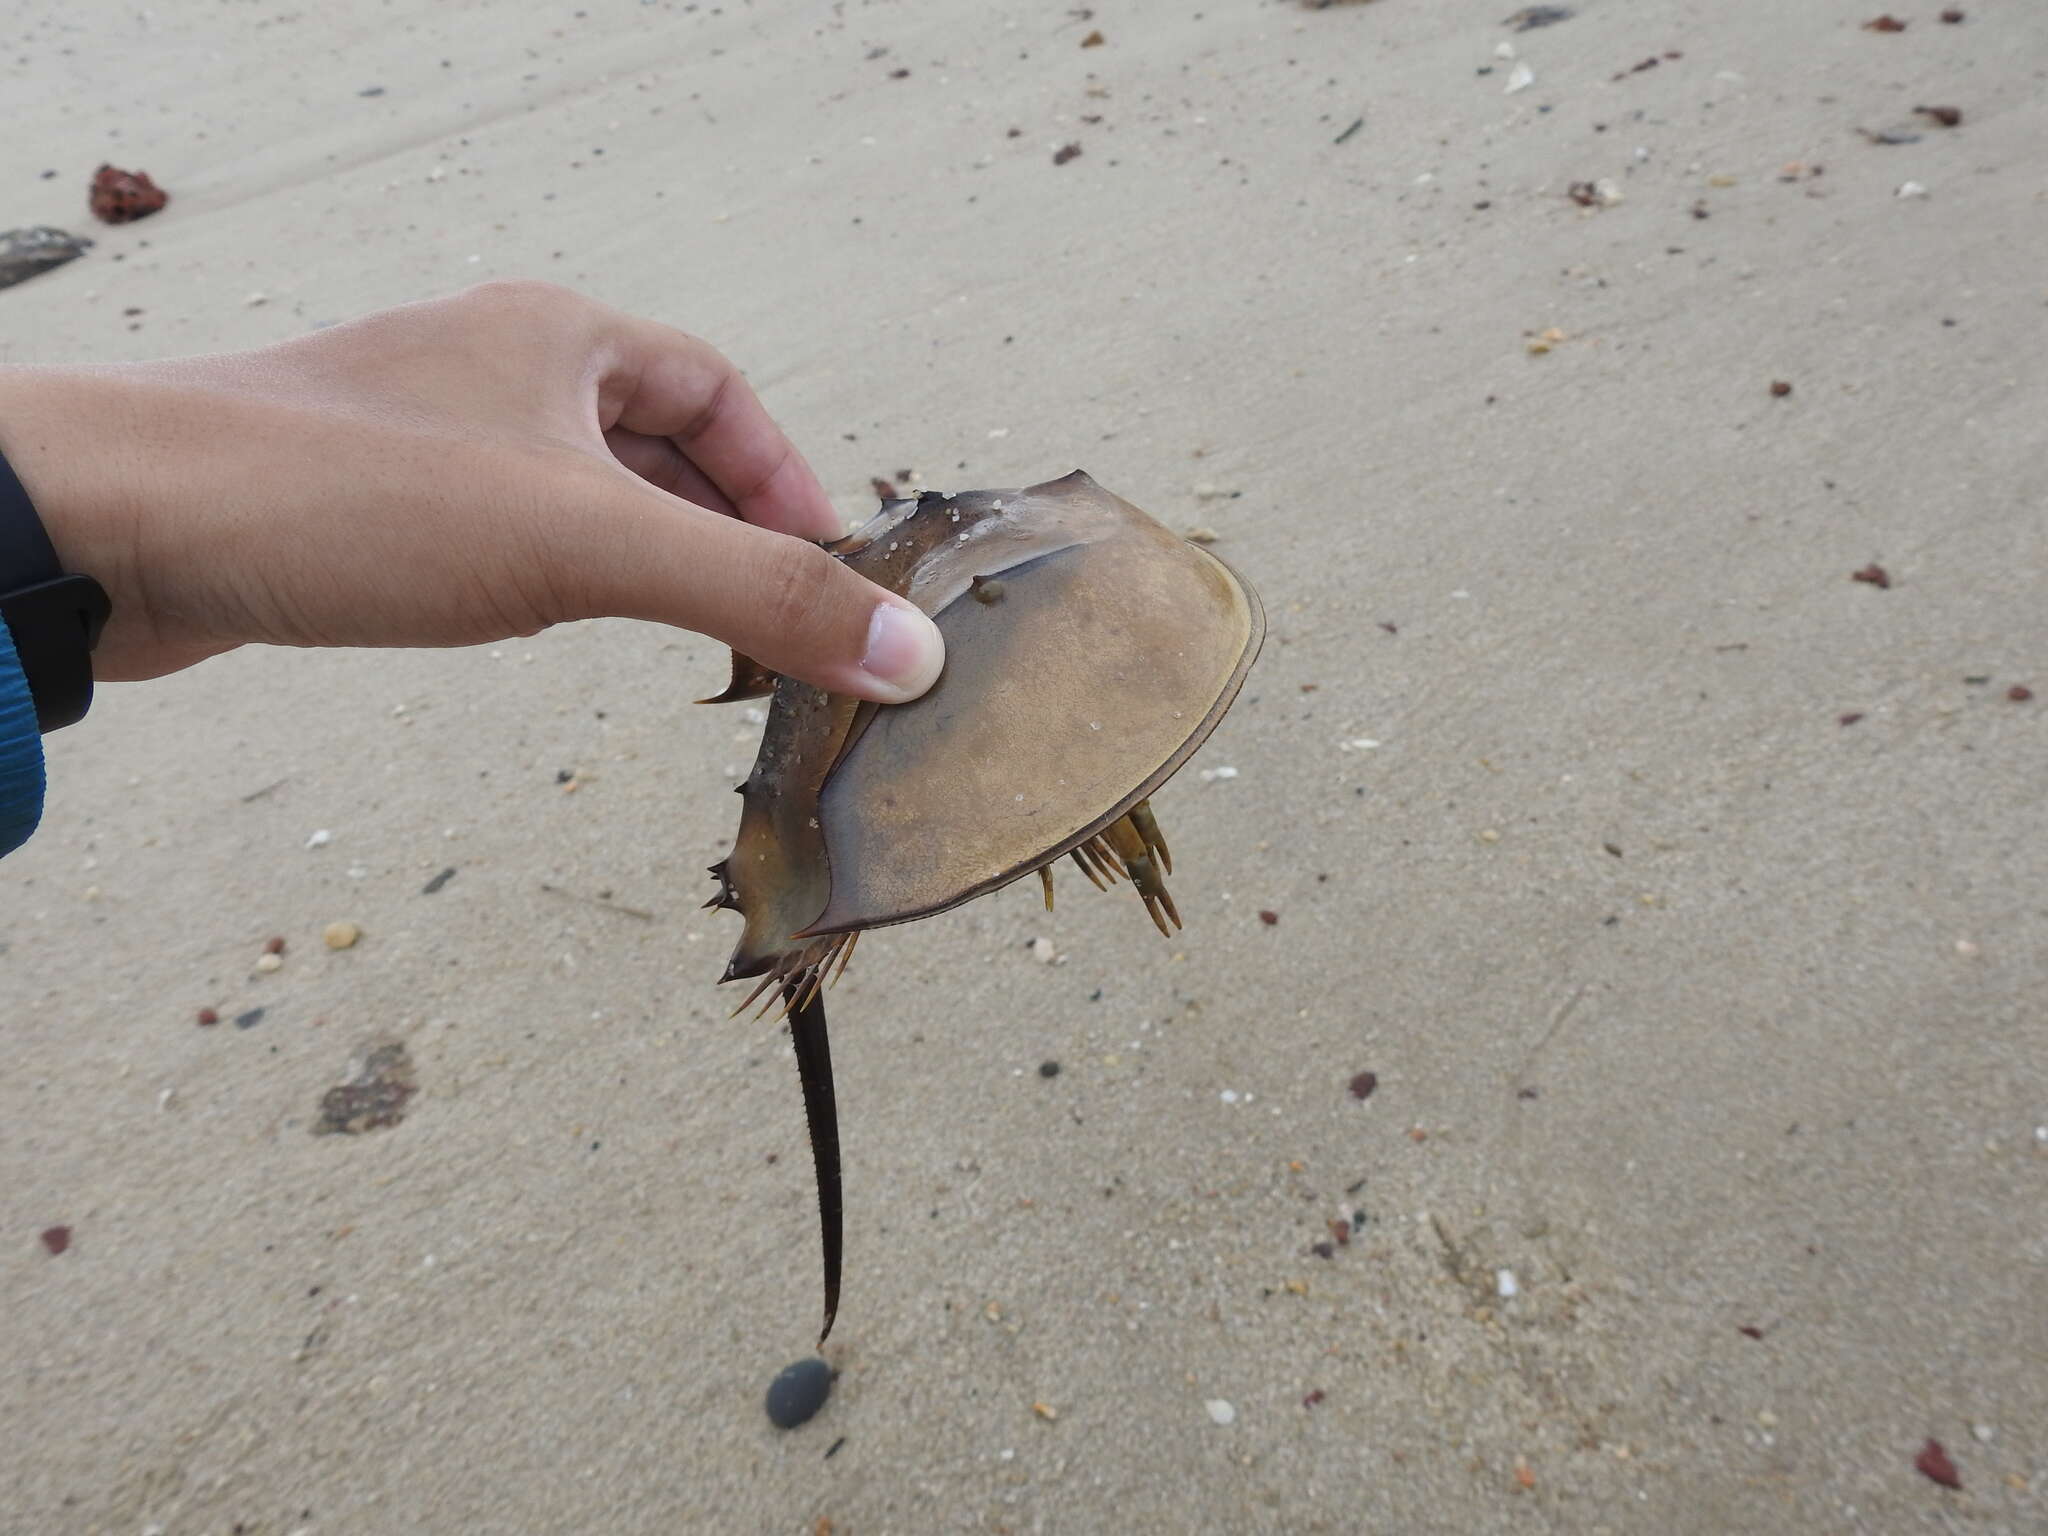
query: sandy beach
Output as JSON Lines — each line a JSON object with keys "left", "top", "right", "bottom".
{"left": 4, "top": 0, "right": 2046, "bottom": 1531}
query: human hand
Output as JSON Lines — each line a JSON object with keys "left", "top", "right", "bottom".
{"left": 0, "top": 281, "right": 945, "bottom": 701}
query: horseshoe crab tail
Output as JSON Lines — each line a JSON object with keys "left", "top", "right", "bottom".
{"left": 784, "top": 978, "right": 843, "bottom": 1345}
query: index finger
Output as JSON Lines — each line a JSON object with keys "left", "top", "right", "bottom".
{"left": 594, "top": 310, "right": 843, "bottom": 543}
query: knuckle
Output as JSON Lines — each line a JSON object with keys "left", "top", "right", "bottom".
{"left": 754, "top": 537, "right": 843, "bottom": 651}
{"left": 672, "top": 365, "right": 735, "bottom": 448}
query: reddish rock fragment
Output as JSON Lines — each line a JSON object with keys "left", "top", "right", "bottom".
{"left": 1851, "top": 563, "right": 1891, "bottom": 589}
{"left": 1328, "top": 1217, "right": 1351, "bottom": 1245}
{"left": 197, "top": 1006, "right": 219, "bottom": 1026}
{"left": 1258, "top": 909, "right": 1279, "bottom": 926}
{"left": 1770, "top": 380, "right": 1792, "bottom": 397}
{"left": 1915, "top": 1438, "right": 1961, "bottom": 1489}
{"left": 870, "top": 477, "right": 897, "bottom": 501}
{"left": 1915, "top": 106, "right": 1962, "bottom": 127}
{"left": 1348, "top": 1071, "right": 1378, "bottom": 1101}
{"left": 1839, "top": 712, "right": 1866, "bottom": 727}
{"left": 1738, "top": 1324, "right": 1765, "bottom": 1339}
{"left": 1052, "top": 143, "right": 1082, "bottom": 166}
{"left": 1302, "top": 1389, "right": 1325, "bottom": 1408}
{"left": 1863, "top": 14, "right": 1907, "bottom": 30}
{"left": 40, "top": 1225, "right": 71, "bottom": 1255}
{"left": 89, "top": 165, "right": 169, "bottom": 224}
{"left": 2008, "top": 685, "right": 2033, "bottom": 702}
{"left": 1939, "top": 7, "right": 1964, "bottom": 19}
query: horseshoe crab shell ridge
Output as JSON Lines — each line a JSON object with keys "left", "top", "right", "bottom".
{"left": 703, "top": 470, "right": 1264, "bottom": 1340}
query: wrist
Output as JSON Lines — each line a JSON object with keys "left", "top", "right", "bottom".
{"left": 0, "top": 369, "right": 124, "bottom": 728}
{"left": 0, "top": 366, "right": 140, "bottom": 589}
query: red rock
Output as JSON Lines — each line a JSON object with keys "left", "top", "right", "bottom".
{"left": 89, "top": 165, "right": 169, "bottom": 224}
{"left": 1915, "top": 1438, "right": 1961, "bottom": 1489}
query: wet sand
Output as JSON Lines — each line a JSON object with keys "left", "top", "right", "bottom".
{"left": 4, "top": 1, "right": 2046, "bottom": 1530}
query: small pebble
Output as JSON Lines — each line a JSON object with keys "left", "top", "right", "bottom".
{"left": 40, "top": 1225, "right": 71, "bottom": 1255}
{"left": 265, "top": 935, "right": 287, "bottom": 955}
{"left": 1037, "top": 1060, "right": 1061, "bottom": 1078}
{"left": 1348, "top": 1071, "right": 1378, "bottom": 1100}
{"left": 306, "top": 829, "right": 333, "bottom": 848}
{"left": 1896, "top": 181, "right": 1930, "bottom": 199}
{"left": 324, "top": 921, "right": 362, "bottom": 950}
{"left": 197, "top": 1007, "right": 219, "bottom": 1026}
{"left": 1497, "top": 1268, "right": 1520, "bottom": 1298}
{"left": 1205, "top": 1399, "right": 1237, "bottom": 1426}
{"left": 1769, "top": 380, "right": 1792, "bottom": 397}
{"left": 1915, "top": 1437, "right": 1961, "bottom": 1489}
{"left": 2008, "top": 685, "right": 2033, "bottom": 702}
{"left": 1029, "top": 937, "right": 1057, "bottom": 964}
{"left": 254, "top": 952, "right": 284, "bottom": 973}
{"left": 765, "top": 1357, "right": 834, "bottom": 1429}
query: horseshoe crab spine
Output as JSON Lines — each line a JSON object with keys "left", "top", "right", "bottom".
{"left": 784, "top": 979, "right": 844, "bottom": 1345}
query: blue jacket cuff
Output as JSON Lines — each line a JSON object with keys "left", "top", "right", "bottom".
{"left": 0, "top": 612, "right": 47, "bottom": 857}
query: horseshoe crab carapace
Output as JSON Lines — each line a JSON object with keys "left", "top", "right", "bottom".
{"left": 703, "top": 470, "right": 1263, "bottom": 1341}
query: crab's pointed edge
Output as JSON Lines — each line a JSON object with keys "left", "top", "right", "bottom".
{"left": 696, "top": 650, "right": 779, "bottom": 705}
{"left": 784, "top": 977, "right": 843, "bottom": 1346}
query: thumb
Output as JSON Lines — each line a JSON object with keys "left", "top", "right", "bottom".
{"left": 573, "top": 477, "right": 946, "bottom": 704}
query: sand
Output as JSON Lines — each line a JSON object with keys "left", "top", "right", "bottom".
{"left": 4, "top": 0, "right": 2046, "bottom": 1531}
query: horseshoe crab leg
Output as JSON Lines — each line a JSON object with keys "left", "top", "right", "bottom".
{"left": 784, "top": 978, "right": 843, "bottom": 1345}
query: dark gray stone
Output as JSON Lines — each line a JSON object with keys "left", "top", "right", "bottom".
{"left": 0, "top": 227, "right": 92, "bottom": 291}
{"left": 764, "top": 1356, "right": 834, "bottom": 1429}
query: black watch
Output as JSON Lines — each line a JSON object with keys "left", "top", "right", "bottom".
{"left": 0, "top": 442, "right": 111, "bottom": 733}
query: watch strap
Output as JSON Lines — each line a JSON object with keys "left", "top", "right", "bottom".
{"left": 0, "top": 441, "right": 111, "bottom": 732}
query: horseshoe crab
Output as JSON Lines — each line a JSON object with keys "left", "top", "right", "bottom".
{"left": 703, "top": 470, "right": 1263, "bottom": 1341}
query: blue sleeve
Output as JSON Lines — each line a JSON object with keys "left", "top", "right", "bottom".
{"left": 0, "top": 613, "right": 45, "bottom": 857}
